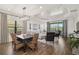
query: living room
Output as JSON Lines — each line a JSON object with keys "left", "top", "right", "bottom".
{"left": 0, "top": 4, "right": 79, "bottom": 55}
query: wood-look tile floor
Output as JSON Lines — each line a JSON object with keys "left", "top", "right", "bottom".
{"left": 0, "top": 37, "right": 72, "bottom": 55}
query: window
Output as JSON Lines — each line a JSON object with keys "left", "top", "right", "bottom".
{"left": 58, "top": 22, "right": 63, "bottom": 31}
{"left": 7, "top": 15, "right": 23, "bottom": 33}
{"left": 49, "top": 21, "right": 63, "bottom": 32}
{"left": 17, "top": 20, "right": 23, "bottom": 33}
{"left": 7, "top": 15, "right": 15, "bottom": 33}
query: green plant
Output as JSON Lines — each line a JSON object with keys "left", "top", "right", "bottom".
{"left": 69, "top": 34, "right": 79, "bottom": 49}
{"left": 70, "top": 39, "right": 79, "bottom": 48}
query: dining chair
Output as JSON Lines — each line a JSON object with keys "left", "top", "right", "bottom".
{"left": 10, "top": 33, "right": 24, "bottom": 51}
{"left": 27, "top": 33, "right": 39, "bottom": 51}
{"left": 16, "top": 31, "right": 21, "bottom": 35}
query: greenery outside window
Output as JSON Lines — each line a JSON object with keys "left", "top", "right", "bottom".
{"left": 49, "top": 21, "right": 63, "bottom": 32}
{"left": 7, "top": 15, "right": 15, "bottom": 33}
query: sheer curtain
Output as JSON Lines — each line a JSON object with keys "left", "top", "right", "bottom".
{"left": 0, "top": 13, "right": 8, "bottom": 43}
{"left": 0, "top": 13, "right": 1, "bottom": 43}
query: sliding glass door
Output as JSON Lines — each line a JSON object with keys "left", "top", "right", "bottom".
{"left": 49, "top": 21, "right": 63, "bottom": 32}
{"left": 47, "top": 21, "right": 64, "bottom": 36}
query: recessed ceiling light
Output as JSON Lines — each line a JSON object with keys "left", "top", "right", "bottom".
{"left": 7, "top": 9, "right": 10, "bottom": 11}
{"left": 40, "top": 6, "right": 43, "bottom": 9}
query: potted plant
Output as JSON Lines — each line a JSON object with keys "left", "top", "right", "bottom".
{"left": 69, "top": 34, "right": 79, "bottom": 54}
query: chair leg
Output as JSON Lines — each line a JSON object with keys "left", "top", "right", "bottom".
{"left": 23, "top": 44, "right": 26, "bottom": 52}
{"left": 12, "top": 45, "right": 16, "bottom": 55}
{"left": 14, "top": 45, "right": 16, "bottom": 51}
{"left": 31, "top": 47, "right": 37, "bottom": 51}
{"left": 12, "top": 41, "right": 16, "bottom": 51}
{"left": 35, "top": 44, "right": 38, "bottom": 51}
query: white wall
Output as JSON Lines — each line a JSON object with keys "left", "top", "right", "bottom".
{"left": 27, "top": 21, "right": 47, "bottom": 33}
{"left": 67, "top": 12, "right": 79, "bottom": 36}
{"left": 40, "top": 23, "right": 47, "bottom": 33}
{"left": 22, "top": 17, "right": 47, "bottom": 33}
{"left": 67, "top": 18, "right": 75, "bottom": 35}
{"left": 27, "top": 21, "right": 40, "bottom": 33}
{"left": 26, "top": 19, "right": 47, "bottom": 33}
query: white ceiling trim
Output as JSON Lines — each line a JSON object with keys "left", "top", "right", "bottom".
{"left": 0, "top": 4, "right": 79, "bottom": 21}
{"left": 0, "top": 8, "right": 21, "bottom": 17}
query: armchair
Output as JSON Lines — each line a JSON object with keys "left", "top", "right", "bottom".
{"left": 46, "top": 32, "right": 55, "bottom": 42}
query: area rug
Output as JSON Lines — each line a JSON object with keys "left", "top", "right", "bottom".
{"left": 19, "top": 42, "right": 54, "bottom": 55}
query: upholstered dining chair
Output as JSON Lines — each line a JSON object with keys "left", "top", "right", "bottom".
{"left": 10, "top": 33, "right": 24, "bottom": 51}
{"left": 27, "top": 33, "right": 39, "bottom": 51}
{"left": 16, "top": 31, "right": 21, "bottom": 35}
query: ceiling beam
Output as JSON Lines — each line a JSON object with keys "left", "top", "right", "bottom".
{"left": 0, "top": 9, "right": 21, "bottom": 17}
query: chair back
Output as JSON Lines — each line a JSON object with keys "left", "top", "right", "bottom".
{"left": 27, "top": 33, "right": 39, "bottom": 50}
{"left": 10, "top": 33, "right": 16, "bottom": 44}
{"left": 16, "top": 31, "right": 21, "bottom": 35}
{"left": 32, "top": 33, "right": 39, "bottom": 44}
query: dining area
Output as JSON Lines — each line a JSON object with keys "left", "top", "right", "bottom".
{"left": 10, "top": 32, "right": 39, "bottom": 54}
